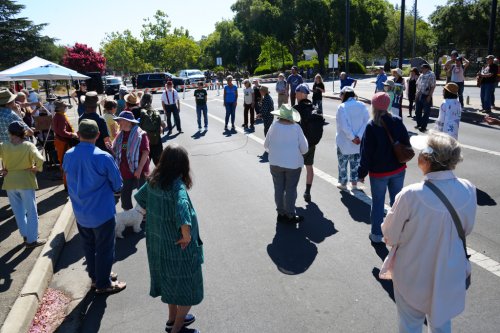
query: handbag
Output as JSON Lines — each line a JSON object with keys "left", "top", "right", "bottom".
{"left": 381, "top": 120, "right": 415, "bottom": 163}
{"left": 424, "top": 181, "right": 471, "bottom": 290}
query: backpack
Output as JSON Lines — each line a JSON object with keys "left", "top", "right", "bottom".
{"left": 302, "top": 112, "right": 324, "bottom": 146}
{"left": 139, "top": 108, "right": 162, "bottom": 145}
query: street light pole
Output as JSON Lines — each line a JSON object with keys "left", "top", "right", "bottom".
{"left": 399, "top": 0, "right": 405, "bottom": 69}
{"left": 345, "top": 0, "right": 350, "bottom": 75}
{"left": 412, "top": 0, "right": 417, "bottom": 59}
{"left": 488, "top": 0, "right": 497, "bottom": 54}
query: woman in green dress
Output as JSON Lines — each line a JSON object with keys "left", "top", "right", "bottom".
{"left": 135, "top": 144, "right": 203, "bottom": 333}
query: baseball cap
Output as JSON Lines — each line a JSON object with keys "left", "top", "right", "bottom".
{"left": 78, "top": 119, "right": 99, "bottom": 138}
{"left": 295, "top": 83, "right": 310, "bottom": 94}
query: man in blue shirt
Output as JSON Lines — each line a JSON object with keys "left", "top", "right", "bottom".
{"left": 375, "top": 67, "right": 387, "bottom": 92}
{"left": 340, "top": 72, "right": 358, "bottom": 90}
{"left": 63, "top": 119, "right": 126, "bottom": 294}
{"left": 286, "top": 66, "right": 303, "bottom": 106}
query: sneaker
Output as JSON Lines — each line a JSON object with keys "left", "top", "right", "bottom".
{"left": 224, "top": 126, "right": 228, "bottom": 131}
{"left": 242, "top": 124, "right": 248, "bottom": 128}
{"left": 198, "top": 127, "right": 202, "bottom": 131}
{"left": 369, "top": 233, "right": 384, "bottom": 243}
{"left": 204, "top": 126, "right": 208, "bottom": 131}
{"left": 165, "top": 314, "right": 196, "bottom": 332}
{"left": 336, "top": 183, "right": 348, "bottom": 190}
{"left": 303, "top": 192, "right": 311, "bottom": 202}
{"left": 25, "top": 239, "right": 47, "bottom": 249}
{"left": 351, "top": 184, "right": 362, "bottom": 191}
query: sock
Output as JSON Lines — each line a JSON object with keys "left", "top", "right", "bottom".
{"left": 305, "top": 184, "right": 312, "bottom": 194}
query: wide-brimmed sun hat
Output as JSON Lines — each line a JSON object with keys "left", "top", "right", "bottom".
{"left": 83, "top": 91, "right": 99, "bottom": 107}
{"left": 271, "top": 104, "right": 301, "bottom": 122}
{"left": 384, "top": 79, "right": 395, "bottom": 87}
{"left": 391, "top": 68, "right": 403, "bottom": 77}
{"left": 113, "top": 111, "right": 139, "bottom": 124}
{"left": 0, "top": 89, "right": 17, "bottom": 105}
{"left": 125, "top": 93, "right": 138, "bottom": 105}
{"left": 444, "top": 82, "right": 459, "bottom": 95}
{"left": 54, "top": 99, "right": 72, "bottom": 110}
{"left": 340, "top": 86, "right": 355, "bottom": 95}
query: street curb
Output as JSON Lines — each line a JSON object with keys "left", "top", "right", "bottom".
{"left": 323, "top": 94, "right": 491, "bottom": 123}
{"left": 1, "top": 200, "right": 75, "bottom": 333}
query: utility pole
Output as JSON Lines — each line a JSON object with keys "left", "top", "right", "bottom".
{"left": 412, "top": 0, "right": 417, "bottom": 59}
{"left": 488, "top": 0, "right": 497, "bottom": 54}
{"left": 345, "top": 0, "right": 350, "bottom": 75}
{"left": 399, "top": 0, "right": 405, "bottom": 69}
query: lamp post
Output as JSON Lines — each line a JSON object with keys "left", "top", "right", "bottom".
{"left": 398, "top": 0, "right": 405, "bottom": 69}
{"left": 488, "top": 0, "right": 497, "bottom": 54}
{"left": 345, "top": 0, "right": 350, "bottom": 75}
{"left": 412, "top": 0, "right": 417, "bottom": 59}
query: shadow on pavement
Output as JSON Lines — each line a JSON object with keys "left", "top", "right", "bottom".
{"left": 372, "top": 267, "right": 395, "bottom": 302}
{"left": 0, "top": 244, "right": 34, "bottom": 293}
{"left": 267, "top": 204, "right": 337, "bottom": 275}
{"left": 191, "top": 130, "right": 207, "bottom": 140}
{"left": 339, "top": 191, "right": 371, "bottom": 224}
{"left": 476, "top": 188, "right": 496, "bottom": 206}
{"left": 371, "top": 241, "right": 389, "bottom": 262}
{"left": 56, "top": 291, "right": 108, "bottom": 333}
{"left": 51, "top": 233, "right": 84, "bottom": 271}
{"left": 258, "top": 151, "right": 268, "bottom": 163}
{"left": 114, "top": 224, "right": 145, "bottom": 262}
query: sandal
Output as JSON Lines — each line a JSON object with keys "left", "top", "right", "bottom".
{"left": 91, "top": 272, "right": 118, "bottom": 289}
{"left": 95, "top": 280, "right": 126, "bottom": 295}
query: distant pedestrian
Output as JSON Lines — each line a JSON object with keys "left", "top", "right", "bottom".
{"left": 193, "top": 81, "right": 208, "bottom": 131}
{"left": 339, "top": 72, "right": 357, "bottom": 90}
{"left": 358, "top": 92, "right": 410, "bottom": 244}
{"left": 235, "top": 71, "right": 242, "bottom": 88}
{"left": 242, "top": 79, "right": 255, "bottom": 129}
{"left": 131, "top": 75, "right": 137, "bottom": 89}
{"left": 253, "top": 79, "right": 262, "bottom": 118}
{"left": 139, "top": 93, "right": 163, "bottom": 165}
{"left": 103, "top": 100, "right": 119, "bottom": 142}
{"left": 124, "top": 93, "right": 141, "bottom": 119}
{"left": 446, "top": 53, "right": 469, "bottom": 107}
{"left": 383, "top": 79, "right": 397, "bottom": 116}
{"left": 406, "top": 67, "right": 419, "bottom": 117}
{"left": 286, "top": 66, "right": 303, "bottom": 106}
{"left": 264, "top": 104, "right": 308, "bottom": 223}
{"left": 275, "top": 73, "right": 288, "bottom": 107}
{"left": 375, "top": 67, "right": 387, "bottom": 93}
{"left": 382, "top": 132, "right": 475, "bottom": 333}
{"left": 78, "top": 92, "right": 112, "bottom": 152}
{"left": 161, "top": 81, "right": 182, "bottom": 134}
{"left": 444, "top": 50, "right": 460, "bottom": 83}
{"left": 71, "top": 82, "right": 87, "bottom": 117}
{"left": 391, "top": 68, "right": 405, "bottom": 117}
{"left": 259, "top": 85, "right": 274, "bottom": 136}
{"left": 52, "top": 100, "right": 78, "bottom": 188}
{"left": 217, "top": 71, "right": 224, "bottom": 89}
{"left": 312, "top": 74, "right": 325, "bottom": 114}
{"left": 436, "top": 82, "right": 461, "bottom": 139}
{"left": 0, "top": 121, "right": 45, "bottom": 248}
{"left": 478, "top": 55, "right": 498, "bottom": 113}
{"left": 415, "top": 63, "right": 436, "bottom": 132}
{"left": 134, "top": 144, "right": 203, "bottom": 333}
{"left": 117, "top": 86, "right": 128, "bottom": 114}
{"left": 335, "top": 87, "right": 369, "bottom": 190}
{"left": 223, "top": 75, "right": 238, "bottom": 131}
{"left": 293, "top": 83, "right": 316, "bottom": 203}
{"left": 63, "top": 119, "right": 126, "bottom": 294}
{"left": 112, "top": 111, "right": 150, "bottom": 211}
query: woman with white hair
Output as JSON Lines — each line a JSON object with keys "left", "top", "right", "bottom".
{"left": 381, "top": 131, "right": 476, "bottom": 333}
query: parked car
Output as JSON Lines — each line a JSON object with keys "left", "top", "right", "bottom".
{"left": 178, "top": 69, "right": 205, "bottom": 85}
{"left": 104, "top": 76, "right": 123, "bottom": 95}
{"left": 136, "top": 72, "right": 184, "bottom": 92}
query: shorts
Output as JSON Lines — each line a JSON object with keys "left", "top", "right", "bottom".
{"left": 303, "top": 145, "right": 316, "bottom": 166}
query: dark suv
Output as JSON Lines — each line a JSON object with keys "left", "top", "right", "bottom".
{"left": 136, "top": 72, "right": 184, "bottom": 92}
{"left": 104, "top": 76, "right": 123, "bottom": 95}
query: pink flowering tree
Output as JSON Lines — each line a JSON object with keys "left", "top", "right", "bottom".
{"left": 62, "top": 43, "right": 106, "bottom": 73}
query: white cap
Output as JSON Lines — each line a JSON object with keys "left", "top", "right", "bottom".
{"left": 410, "top": 135, "right": 433, "bottom": 154}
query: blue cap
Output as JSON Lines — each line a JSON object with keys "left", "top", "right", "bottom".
{"left": 295, "top": 83, "right": 310, "bottom": 94}
{"left": 113, "top": 111, "right": 139, "bottom": 123}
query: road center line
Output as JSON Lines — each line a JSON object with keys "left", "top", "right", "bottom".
{"left": 181, "top": 99, "right": 500, "bottom": 279}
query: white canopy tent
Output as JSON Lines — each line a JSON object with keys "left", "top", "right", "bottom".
{"left": 9, "top": 63, "right": 89, "bottom": 81}
{"left": 0, "top": 56, "right": 55, "bottom": 81}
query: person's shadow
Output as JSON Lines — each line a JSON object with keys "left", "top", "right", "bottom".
{"left": 191, "top": 130, "right": 207, "bottom": 140}
{"left": 476, "top": 188, "right": 496, "bottom": 206}
{"left": 56, "top": 290, "right": 109, "bottom": 333}
{"left": 267, "top": 203, "right": 337, "bottom": 275}
{"left": 258, "top": 151, "right": 268, "bottom": 163}
{"left": 339, "top": 191, "right": 371, "bottom": 224}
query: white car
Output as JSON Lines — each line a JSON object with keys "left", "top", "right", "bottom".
{"left": 178, "top": 69, "right": 206, "bottom": 85}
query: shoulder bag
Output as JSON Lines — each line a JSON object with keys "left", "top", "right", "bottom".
{"left": 424, "top": 181, "right": 471, "bottom": 289}
{"left": 381, "top": 120, "right": 415, "bottom": 163}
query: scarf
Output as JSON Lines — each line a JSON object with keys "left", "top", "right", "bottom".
{"left": 113, "top": 125, "right": 143, "bottom": 173}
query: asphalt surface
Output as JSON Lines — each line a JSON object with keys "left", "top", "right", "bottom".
{"left": 50, "top": 85, "right": 500, "bottom": 332}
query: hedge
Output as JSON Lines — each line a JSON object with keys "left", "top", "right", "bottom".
{"left": 253, "top": 59, "right": 366, "bottom": 76}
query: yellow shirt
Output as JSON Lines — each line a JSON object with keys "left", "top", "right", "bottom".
{"left": 0, "top": 141, "right": 44, "bottom": 190}
{"left": 103, "top": 113, "right": 118, "bottom": 142}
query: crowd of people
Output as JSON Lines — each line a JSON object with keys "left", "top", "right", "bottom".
{"left": 0, "top": 51, "right": 498, "bottom": 332}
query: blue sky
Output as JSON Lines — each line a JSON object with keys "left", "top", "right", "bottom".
{"left": 17, "top": 0, "right": 446, "bottom": 50}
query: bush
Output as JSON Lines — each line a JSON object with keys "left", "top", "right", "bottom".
{"left": 338, "top": 60, "right": 366, "bottom": 74}
{"left": 211, "top": 65, "right": 224, "bottom": 72}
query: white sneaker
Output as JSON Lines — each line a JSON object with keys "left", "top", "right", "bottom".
{"left": 336, "top": 183, "right": 348, "bottom": 190}
{"left": 369, "top": 233, "right": 384, "bottom": 243}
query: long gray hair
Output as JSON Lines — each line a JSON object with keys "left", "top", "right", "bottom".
{"left": 371, "top": 107, "right": 391, "bottom": 126}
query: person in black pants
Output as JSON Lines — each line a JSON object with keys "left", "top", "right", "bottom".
{"left": 161, "top": 81, "right": 182, "bottom": 134}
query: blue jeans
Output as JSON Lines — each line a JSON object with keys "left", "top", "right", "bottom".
{"left": 7, "top": 189, "right": 39, "bottom": 243}
{"left": 196, "top": 104, "right": 208, "bottom": 128}
{"left": 77, "top": 217, "right": 116, "bottom": 289}
{"left": 313, "top": 99, "right": 323, "bottom": 114}
{"left": 224, "top": 102, "right": 236, "bottom": 127}
{"left": 481, "top": 82, "right": 495, "bottom": 111}
{"left": 415, "top": 94, "right": 431, "bottom": 129}
{"left": 369, "top": 170, "right": 405, "bottom": 236}
{"left": 337, "top": 148, "right": 360, "bottom": 185}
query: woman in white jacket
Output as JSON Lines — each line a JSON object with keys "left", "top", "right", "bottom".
{"left": 382, "top": 131, "right": 476, "bottom": 333}
{"left": 335, "top": 87, "right": 370, "bottom": 190}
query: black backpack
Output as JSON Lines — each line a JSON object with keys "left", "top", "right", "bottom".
{"left": 139, "top": 108, "right": 162, "bottom": 145}
{"left": 303, "top": 112, "right": 324, "bottom": 146}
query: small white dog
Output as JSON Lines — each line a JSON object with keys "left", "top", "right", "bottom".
{"left": 115, "top": 205, "right": 146, "bottom": 238}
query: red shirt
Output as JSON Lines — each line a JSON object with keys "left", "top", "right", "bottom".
{"left": 119, "top": 131, "right": 150, "bottom": 179}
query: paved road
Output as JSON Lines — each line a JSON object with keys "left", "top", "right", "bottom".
{"left": 51, "top": 86, "right": 500, "bottom": 332}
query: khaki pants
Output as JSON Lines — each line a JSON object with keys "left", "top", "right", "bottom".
{"left": 278, "top": 94, "right": 288, "bottom": 107}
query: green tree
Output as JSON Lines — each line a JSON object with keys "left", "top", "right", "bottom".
{"left": 202, "top": 20, "right": 244, "bottom": 70}
{"left": 101, "top": 30, "right": 152, "bottom": 74}
{"left": 0, "top": 0, "right": 60, "bottom": 68}
{"left": 161, "top": 35, "right": 201, "bottom": 72}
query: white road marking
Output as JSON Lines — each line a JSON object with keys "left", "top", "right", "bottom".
{"left": 181, "top": 99, "right": 500, "bottom": 279}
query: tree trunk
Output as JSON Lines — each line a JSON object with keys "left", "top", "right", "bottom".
{"left": 317, "top": 50, "right": 325, "bottom": 75}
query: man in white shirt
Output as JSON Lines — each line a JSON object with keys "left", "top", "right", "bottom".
{"left": 161, "top": 81, "right": 182, "bottom": 134}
